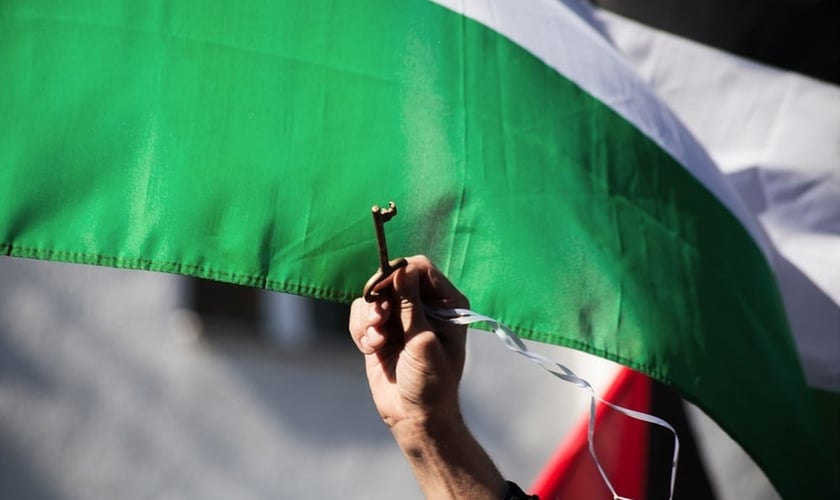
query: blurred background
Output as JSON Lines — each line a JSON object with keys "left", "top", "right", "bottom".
{"left": 0, "top": 257, "right": 624, "bottom": 499}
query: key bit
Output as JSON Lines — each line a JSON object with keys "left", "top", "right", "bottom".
{"left": 363, "top": 201, "right": 407, "bottom": 302}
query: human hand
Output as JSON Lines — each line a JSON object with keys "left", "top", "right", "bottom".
{"left": 348, "top": 255, "right": 469, "bottom": 430}
{"left": 349, "top": 255, "right": 508, "bottom": 499}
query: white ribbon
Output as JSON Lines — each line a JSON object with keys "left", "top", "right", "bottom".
{"left": 425, "top": 307, "right": 680, "bottom": 500}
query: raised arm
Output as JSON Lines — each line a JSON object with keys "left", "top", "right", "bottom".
{"left": 348, "top": 255, "right": 507, "bottom": 499}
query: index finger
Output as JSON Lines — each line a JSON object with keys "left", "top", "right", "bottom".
{"left": 408, "top": 255, "right": 470, "bottom": 310}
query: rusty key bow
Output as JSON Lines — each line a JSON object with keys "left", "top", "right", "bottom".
{"left": 363, "top": 201, "right": 407, "bottom": 302}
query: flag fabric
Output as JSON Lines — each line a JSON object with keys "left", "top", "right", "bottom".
{"left": 594, "top": 0, "right": 840, "bottom": 86}
{"left": 593, "top": 6, "right": 840, "bottom": 395}
{"left": 591, "top": 8, "right": 840, "bottom": 496}
{"left": 1, "top": 1, "right": 836, "bottom": 497}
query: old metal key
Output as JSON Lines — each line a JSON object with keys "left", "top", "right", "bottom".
{"left": 363, "top": 201, "right": 407, "bottom": 302}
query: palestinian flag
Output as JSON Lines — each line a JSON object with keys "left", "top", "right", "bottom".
{"left": 1, "top": 1, "right": 837, "bottom": 497}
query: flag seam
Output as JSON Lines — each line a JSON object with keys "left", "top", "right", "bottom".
{"left": 0, "top": 243, "right": 358, "bottom": 302}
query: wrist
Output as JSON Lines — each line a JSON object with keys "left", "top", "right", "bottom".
{"left": 390, "top": 412, "right": 506, "bottom": 500}
{"left": 389, "top": 409, "right": 467, "bottom": 452}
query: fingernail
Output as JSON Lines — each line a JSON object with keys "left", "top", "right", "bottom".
{"left": 359, "top": 334, "right": 372, "bottom": 353}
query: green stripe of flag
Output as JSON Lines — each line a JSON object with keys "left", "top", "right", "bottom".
{"left": 1, "top": 1, "right": 834, "bottom": 496}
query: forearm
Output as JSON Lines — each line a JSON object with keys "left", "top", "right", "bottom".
{"left": 391, "top": 414, "right": 506, "bottom": 500}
